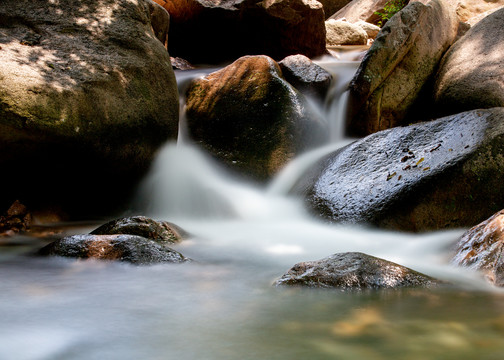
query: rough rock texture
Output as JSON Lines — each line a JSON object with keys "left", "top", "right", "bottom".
{"left": 147, "top": 0, "right": 170, "bottom": 47}
{"left": 185, "top": 55, "right": 328, "bottom": 181}
{"left": 278, "top": 54, "right": 333, "bottom": 101}
{"left": 434, "top": 8, "right": 504, "bottom": 117}
{"left": 0, "top": 200, "right": 31, "bottom": 237}
{"left": 274, "top": 252, "right": 440, "bottom": 289}
{"left": 317, "top": 0, "right": 353, "bottom": 18}
{"left": 456, "top": 0, "right": 504, "bottom": 23}
{"left": 154, "top": 0, "right": 326, "bottom": 64}
{"left": 347, "top": 0, "right": 458, "bottom": 137}
{"left": 325, "top": 19, "right": 368, "bottom": 45}
{"left": 38, "top": 234, "right": 189, "bottom": 265}
{"left": 329, "top": 0, "right": 393, "bottom": 24}
{"left": 355, "top": 20, "right": 381, "bottom": 39}
{"left": 0, "top": 0, "right": 179, "bottom": 216}
{"left": 90, "top": 216, "right": 188, "bottom": 244}
{"left": 296, "top": 108, "right": 504, "bottom": 232}
{"left": 452, "top": 210, "right": 504, "bottom": 287}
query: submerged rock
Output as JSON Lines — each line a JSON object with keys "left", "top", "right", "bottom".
{"left": 452, "top": 210, "right": 504, "bottom": 287}
{"left": 90, "top": 216, "right": 188, "bottom": 245}
{"left": 0, "top": 0, "right": 179, "bottom": 217}
{"left": 156, "top": 0, "right": 326, "bottom": 64}
{"left": 296, "top": 108, "right": 504, "bottom": 231}
{"left": 434, "top": 7, "right": 504, "bottom": 117}
{"left": 185, "top": 55, "right": 328, "bottom": 181}
{"left": 275, "top": 252, "right": 440, "bottom": 289}
{"left": 38, "top": 234, "right": 189, "bottom": 265}
{"left": 278, "top": 54, "right": 333, "bottom": 101}
{"left": 325, "top": 19, "right": 368, "bottom": 45}
{"left": 347, "top": 0, "right": 458, "bottom": 136}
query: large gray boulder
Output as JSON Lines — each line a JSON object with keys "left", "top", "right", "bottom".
{"left": 434, "top": 7, "right": 504, "bottom": 117}
{"left": 185, "top": 55, "right": 328, "bottom": 181}
{"left": 347, "top": 0, "right": 458, "bottom": 136}
{"left": 155, "top": 0, "right": 327, "bottom": 64}
{"left": 0, "top": 0, "right": 179, "bottom": 216}
{"left": 296, "top": 108, "right": 504, "bottom": 231}
{"left": 274, "top": 252, "right": 440, "bottom": 289}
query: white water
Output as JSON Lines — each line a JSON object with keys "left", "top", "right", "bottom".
{"left": 2, "top": 53, "right": 504, "bottom": 360}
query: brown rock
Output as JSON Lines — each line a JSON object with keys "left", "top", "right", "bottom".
{"left": 147, "top": 0, "right": 170, "bottom": 47}
{"left": 325, "top": 19, "right": 368, "bottom": 45}
{"left": 185, "top": 55, "right": 328, "bottom": 181}
{"left": 456, "top": 0, "right": 504, "bottom": 23}
{"left": 90, "top": 216, "right": 188, "bottom": 245}
{"left": 317, "top": 0, "right": 353, "bottom": 18}
{"left": 156, "top": 0, "right": 326, "bottom": 64}
{"left": 275, "top": 252, "right": 441, "bottom": 289}
{"left": 347, "top": 0, "right": 458, "bottom": 136}
{"left": 329, "top": 0, "right": 393, "bottom": 25}
{"left": 452, "top": 210, "right": 504, "bottom": 286}
{"left": 433, "top": 7, "right": 504, "bottom": 117}
{"left": 0, "top": 0, "right": 179, "bottom": 216}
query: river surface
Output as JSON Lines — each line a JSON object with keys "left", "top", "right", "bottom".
{"left": 1, "top": 54, "right": 504, "bottom": 360}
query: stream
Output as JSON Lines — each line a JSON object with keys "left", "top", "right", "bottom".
{"left": 1, "top": 53, "right": 504, "bottom": 360}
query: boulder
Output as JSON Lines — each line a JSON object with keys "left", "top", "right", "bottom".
{"left": 38, "top": 234, "right": 189, "bottom": 265}
{"left": 329, "top": 0, "right": 395, "bottom": 25}
{"left": 278, "top": 54, "right": 333, "bottom": 101}
{"left": 90, "top": 216, "right": 188, "bottom": 244}
{"left": 456, "top": 0, "right": 504, "bottom": 23}
{"left": 295, "top": 108, "right": 504, "bottom": 231}
{"left": 317, "top": 0, "right": 353, "bottom": 19}
{"left": 0, "top": 200, "right": 31, "bottom": 237}
{"left": 433, "top": 8, "right": 504, "bottom": 117}
{"left": 156, "top": 0, "right": 326, "bottom": 64}
{"left": 0, "top": 0, "right": 179, "bottom": 217}
{"left": 355, "top": 20, "right": 381, "bottom": 39}
{"left": 325, "top": 19, "right": 368, "bottom": 45}
{"left": 147, "top": 0, "right": 170, "bottom": 47}
{"left": 185, "top": 55, "right": 328, "bottom": 181}
{"left": 452, "top": 210, "right": 504, "bottom": 286}
{"left": 274, "top": 252, "right": 440, "bottom": 289}
{"left": 347, "top": 0, "right": 458, "bottom": 136}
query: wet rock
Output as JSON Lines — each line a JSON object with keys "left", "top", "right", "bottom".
{"left": 90, "top": 216, "right": 188, "bottom": 245}
{"left": 0, "top": 200, "right": 31, "bottom": 236}
{"left": 155, "top": 0, "right": 326, "bottom": 64}
{"left": 38, "top": 234, "right": 189, "bottom": 265}
{"left": 452, "top": 210, "right": 504, "bottom": 287}
{"left": 275, "top": 252, "right": 440, "bottom": 289}
{"left": 347, "top": 0, "right": 458, "bottom": 136}
{"left": 434, "top": 8, "right": 504, "bottom": 117}
{"left": 278, "top": 54, "right": 333, "bottom": 101}
{"left": 171, "top": 57, "right": 195, "bottom": 70}
{"left": 325, "top": 19, "right": 368, "bottom": 45}
{"left": 296, "top": 108, "right": 504, "bottom": 231}
{"left": 0, "top": 0, "right": 179, "bottom": 217}
{"left": 185, "top": 55, "right": 328, "bottom": 181}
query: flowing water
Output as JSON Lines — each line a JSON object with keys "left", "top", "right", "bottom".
{"left": 2, "top": 54, "right": 504, "bottom": 360}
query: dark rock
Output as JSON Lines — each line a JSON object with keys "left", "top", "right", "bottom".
{"left": 147, "top": 0, "right": 170, "bottom": 48}
{"left": 38, "top": 234, "right": 189, "bottom": 265}
{"left": 452, "top": 210, "right": 504, "bottom": 287}
{"left": 90, "top": 216, "right": 188, "bottom": 245}
{"left": 317, "top": 0, "right": 353, "bottom": 19}
{"left": 171, "top": 57, "right": 195, "bottom": 70}
{"left": 155, "top": 0, "right": 326, "bottom": 64}
{"left": 278, "top": 54, "right": 333, "bottom": 101}
{"left": 185, "top": 55, "right": 328, "bottom": 181}
{"left": 0, "top": 200, "right": 31, "bottom": 236}
{"left": 274, "top": 252, "right": 440, "bottom": 289}
{"left": 296, "top": 108, "right": 504, "bottom": 231}
{"left": 434, "top": 8, "right": 504, "bottom": 117}
{"left": 0, "top": 0, "right": 179, "bottom": 217}
{"left": 347, "top": 0, "right": 458, "bottom": 136}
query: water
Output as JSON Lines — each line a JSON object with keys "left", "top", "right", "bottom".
{"left": 2, "top": 53, "right": 504, "bottom": 360}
